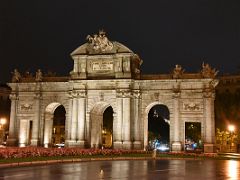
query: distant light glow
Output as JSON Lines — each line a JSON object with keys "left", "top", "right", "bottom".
{"left": 0, "top": 118, "right": 6, "bottom": 125}
{"left": 156, "top": 144, "right": 170, "bottom": 151}
{"left": 227, "top": 160, "right": 239, "bottom": 179}
{"left": 228, "top": 125, "right": 235, "bottom": 132}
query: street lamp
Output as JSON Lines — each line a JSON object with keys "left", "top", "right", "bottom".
{"left": 0, "top": 118, "right": 6, "bottom": 129}
{"left": 228, "top": 125, "right": 235, "bottom": 133}
{"left": 228, "top": 124, "right": 235, "bottom": 151}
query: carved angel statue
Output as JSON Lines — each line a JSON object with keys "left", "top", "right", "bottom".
{"left": 35, "top": 69, "right": 43, "bottom": 82}
{"left": 201, "top": 62, "right": 218, "bottom": 78}
{"left": 172, "top": 64, "right": 184, "bottom": 78}
{"left": 11, "top": 69, "right": 21, "bottom": 82}
{"left": 86, "top": 30, "right": 113, "bottom": 52}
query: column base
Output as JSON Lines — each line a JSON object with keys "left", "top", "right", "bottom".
{"left": 65, "top": 140, "right": 76, "bottom": 147}
{"left": 113, "top": 141, "right": 122, "bottom": 149}
{"left": 133, "top": 141, "right": 142, "bottom": 150}
{"left": 122, "top": 141, "right": 132, "bottom": 150}
{"left": 76, "top": 140, "right": 85, "bottom": 148}
{"left": 204, "top": 143, "right": 216, "bottom": 153}
{"left": 43, "top": 143, "right": 51, "bottom": 148}
{"left": 30, "top": 139, "right": 39, "bottom": 146}
{"left": 90, "top": 143, "right": 101, "bottom": 149}
{"left": 171, "top": 141, "right": 182, "bottom": 152}
{"left": 19, "top": 143, "right": 26, "bottom": 147}
{"left": 6, "top": 138, "right": 17, "bottom": 146}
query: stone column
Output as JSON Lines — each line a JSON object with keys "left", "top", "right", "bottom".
{"left": 31, "top": 92, "right": 41, "bottom": 146}
{"left": 76, "top": 90, "right": 86, "bottom": 147}
{"left": 7, "top": 93, "right": 18, "bottom": 146}
{"left": 133, "top": 90, "right": 141, "bottom": 149}
{"left": 19, "top": 119, "right": 28, "bottom": 147}
{"left": 203, "top": 88, "right": 216, "bottom": 153}
{"left": 171, "top": 88, "right": 182, "bottom": 151}
{"left": 122, "top": 90, "right": 132, "bottom": 149}
{"left": 65, "top": 92, "right": 73, "bottom": 147}
{"left": 70, "top": 94, "right": 78, "bottom": 146}
{"left": 113, "top": 90, "right": 123, "bottom": 149}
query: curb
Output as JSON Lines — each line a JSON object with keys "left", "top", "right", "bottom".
{"left": 0, "top": 157, "right": 153, "bottom": 168}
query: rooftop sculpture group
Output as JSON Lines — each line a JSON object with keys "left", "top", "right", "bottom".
{"left": 11, "top": 69, "right": 43, "bottom": 82}
{"left": 201, "top": 62, "right": 218, "bottom": 78}
{"left": 172, "top": 64, "right": 185, "bottom": 79}
{"left": 171, "top": 62, "right": 218, "bottom": 79}
{"left": 86, "top": 30, "right": 113, "bottom": 52}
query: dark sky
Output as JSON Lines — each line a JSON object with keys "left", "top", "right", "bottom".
{"left": 0, "top": 0, "right": 240, "bottom": 83}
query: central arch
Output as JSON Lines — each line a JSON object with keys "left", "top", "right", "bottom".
{"left": 90, "top": 102, "right": 113, "bottom": 148}
{"left": 144, "top": 102, "right": 170, "bottom": 150}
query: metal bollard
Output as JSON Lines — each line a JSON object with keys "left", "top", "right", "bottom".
{"left": 152, "top": 149, "right": 157, "bottom": 159}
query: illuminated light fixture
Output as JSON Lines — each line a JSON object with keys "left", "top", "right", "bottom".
{"left": 228, "top": 125, "right": 235, "bottom": 133}
{"left": 153, "top": 109, "right": 158, "bottom": 118}
{"left": 0, "top": 118, "right": 6, "bottom": 125}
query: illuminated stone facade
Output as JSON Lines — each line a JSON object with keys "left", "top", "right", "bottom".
{"left": 7, "top": 31, "right": 218, "bottom": 152}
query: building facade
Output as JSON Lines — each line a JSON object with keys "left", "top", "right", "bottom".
{"left": 7, "top": 31, "right": 218, "bottom": 152}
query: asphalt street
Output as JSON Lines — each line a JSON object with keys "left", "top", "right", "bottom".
{"left": 0, "top": 159, "right": 239, "bottom": 180}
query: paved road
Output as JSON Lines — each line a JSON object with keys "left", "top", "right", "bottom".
{"left": 0, "top": 159, "right": 240, "bottom": 180}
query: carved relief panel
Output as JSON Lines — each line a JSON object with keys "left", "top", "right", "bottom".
{"left": 181, "top": 100, "right": 203, "bottom": 112}
{"left": 19, "top": 102, "right": 33, "bottom": 113}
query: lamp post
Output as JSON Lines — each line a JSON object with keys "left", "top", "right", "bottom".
{"left": 228, "top": 124, "right": 235, "bottom": 152}
{"left": 0, "top": 118, "right": 7, "bottom": 145}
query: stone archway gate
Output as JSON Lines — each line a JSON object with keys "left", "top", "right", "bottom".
{"left": 7, "top": 31, "right": 218, "bottom": 152}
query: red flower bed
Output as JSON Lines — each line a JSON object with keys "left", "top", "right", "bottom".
{"left": 0, "top": 147, "right": 147, "bottom": 159}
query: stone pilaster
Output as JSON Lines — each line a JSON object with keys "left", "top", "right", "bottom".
{"left": 132, "top": 90, "right": 141, "bottom": 149}
{"left": 19, "top": 119, "right": 28, "bottom": 147}
{"left": 43, "top": 114, "right": 53, "bottom": 148}
{"left": 31, "top": 91, "right": 41, "bottom": 146}
{"left": 7, "top": 93, "right": 18, "bottom": 146}
{"left": 70, "top": 93, "right": 78, "bottom": 145}
{"left": 203, "top": 87, "right": 216, "bottom": 153}
{"left": 171, "top": 86, "right": 182, "bottom": 151}
{"left": 76, "top": 90, "right": 86, "bottom": 147}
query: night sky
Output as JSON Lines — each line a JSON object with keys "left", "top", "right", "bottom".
{"left": 0, "top": 0, "right": 240, "bottom": 83}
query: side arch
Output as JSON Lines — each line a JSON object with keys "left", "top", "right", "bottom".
{"left": 43, "top": 102, "right": 65, "bottom": 147}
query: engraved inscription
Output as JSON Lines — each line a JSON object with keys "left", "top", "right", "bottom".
{"left": 92, "top": 61, "right": 114, "bottom": 71}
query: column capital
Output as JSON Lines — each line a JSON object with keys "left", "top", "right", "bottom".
{"left": 116, "top": 89, "right": 132, "bottom": 98}
{"left": 203, "top": 88, "right": 215, "bottom": 98}
{"left": 34, "top": 92, "right": 42, "bottom": 99}
{"left": 9, "top": 93, "right": 18, "bottom": 100}
{"left": 172, "top": 91, "right": 180, "bottom": 99}
{"left": 172, "top": 85, "right": 181, "bottom": 99}
{"left": 132, "top": 90, "right": 141, "bottom": 99}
